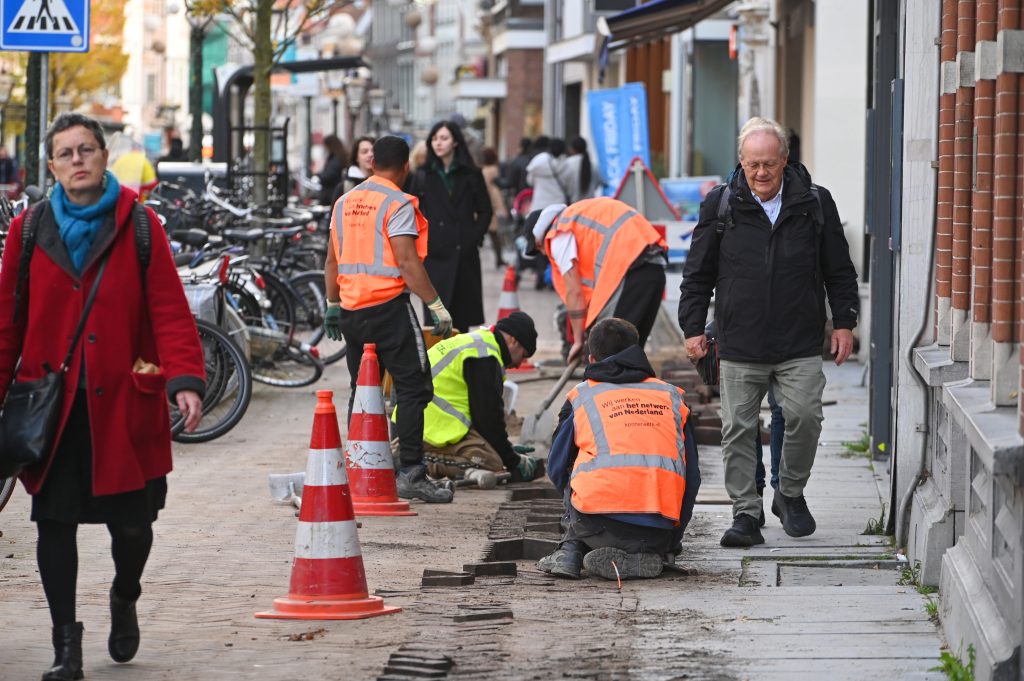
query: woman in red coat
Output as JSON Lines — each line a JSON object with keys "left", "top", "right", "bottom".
{"left": 0, "top": 113, "right": 205, "bottom": 680}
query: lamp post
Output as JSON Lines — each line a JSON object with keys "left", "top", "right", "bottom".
{"left": 322, "top": 69, "right": 345, "bottom": 137}
{"left": 387, "top": 104, "right": 403, "bottom": 133}
{"left": 367, "top": 88, "right": 386, "bottom": 137}
{"left": 344, "top": 75, "right": 366, "bottom": 140}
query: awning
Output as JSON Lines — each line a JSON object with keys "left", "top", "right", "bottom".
{"left": 605, "top": 0, "right": 734, "bottom": 50}
{"left": 453, "top": 78, "right": 508, "bottom": 100}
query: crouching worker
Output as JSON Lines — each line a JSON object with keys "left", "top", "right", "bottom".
{"left": 538, "top": 318, "right": 701, "bottom": 580}
{"left": 414, "top": 311, "right": 546, "bottom": 483}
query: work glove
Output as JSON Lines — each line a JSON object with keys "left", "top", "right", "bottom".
{"left": 426, "top": 296, "right": 453, "bottom": 338}
{"left": 512, "top": 444, "right": 535, "bottom": 455}
{"left": 515, "top": 454, "right": 540, "bottom": 482}
{"left": 323, "top": 304, "right": 342, "bottom": 341}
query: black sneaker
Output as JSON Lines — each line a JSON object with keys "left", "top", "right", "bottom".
{"left": 536, "top": 548, "right": 583, "bottom": 579}
{"left": 396, "top": 466, "right": 454, "bottom": 503}
{"left": 772, "top": 491, "right": 816, "bottom": 537}
{"left": 720, "top": 514, "right": 765, "bottom": 547}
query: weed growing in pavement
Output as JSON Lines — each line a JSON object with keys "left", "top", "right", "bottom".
{"left": 862, "top": 504, "right": 887, "bottom": 535}
{"left": 931, "top": 644, "right": 975, "bottom": 681}
{"left": 841, "top": 431, "right": 871, "bottom": 458}
{"left": 898, "top": 560, "right": 922, "bottom": 586}
{"left": 924, "top": 599, "right": 939, "bottom": 621}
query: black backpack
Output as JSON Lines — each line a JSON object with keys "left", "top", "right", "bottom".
{"left": 13, "top": 200, "right": 152, "bottom": 322}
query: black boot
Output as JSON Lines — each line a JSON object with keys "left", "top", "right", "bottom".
{"left": 108, "top": 587, "right": 141, "bottom": 663}
{"left": 42, "top": 622, "right": 84, "bottom": 681}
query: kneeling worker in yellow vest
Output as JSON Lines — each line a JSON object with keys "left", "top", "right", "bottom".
{"left": 323, "top": 136, "right": 454, "bottom": 503}
{"left": 413, "top": 311, "right": 545, "bottom": 483}
{"left": 537, "top": 318, "right": 702, "bottom": 580}
{"left": 524, "top": 198, "right": 668, "bottom": 362}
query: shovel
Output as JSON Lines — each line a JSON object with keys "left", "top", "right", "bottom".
{"left": 268, "top": 472, "right": 305, "bottom": 510}
{"left": 520, "top": 357, "right": 582, "bottom": 446}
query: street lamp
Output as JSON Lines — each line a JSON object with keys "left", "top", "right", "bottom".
{"left": 322, "top": 69, "right": 346, "bottom": 137}
{"left": 387, "top": 104, "right": 403, "bottom": 133}
{"left": 367, "top": 88, "right": 386, "bottom": 136}
{"left": 344, "top": 75, "right": 366, "bottom": 139}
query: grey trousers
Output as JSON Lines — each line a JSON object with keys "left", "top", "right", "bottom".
{"left": 719, "top": 357, "right": 826, "bottom": 519}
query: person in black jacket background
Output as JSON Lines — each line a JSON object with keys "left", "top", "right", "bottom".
{"left": 678, "top": 117, "right": 859, "bottom": 549}
{"left": 315, "top": 134, "right": 347, "bottom": 207}
{"left": 410, "top": 120, "right": 493, "bottom": 332}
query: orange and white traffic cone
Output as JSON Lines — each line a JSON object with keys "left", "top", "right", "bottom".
{"left": 496, "top": 265, "right": 521, "bottom": 321}
{"left": 345, "top": 344, "right": 417, "bottom": 516}
{"left": 255, "top": 390, "right": 400, "bottom": 621}
{"left": 496, "top": 266, "right": 536, "bottom": 373}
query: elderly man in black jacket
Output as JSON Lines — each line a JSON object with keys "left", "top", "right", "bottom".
{"left": 679, "top": 117, "right": 859, "bottom": 548}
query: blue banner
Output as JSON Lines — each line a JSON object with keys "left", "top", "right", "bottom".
{"left": 587, "top": 82, "right": 651, "bottom": 193}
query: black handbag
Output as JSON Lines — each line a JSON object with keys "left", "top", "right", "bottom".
{"left": 695, "top": 338, "right": 720, "bottom": 386}
{"left": 0, "top": 254, "right": 109, "bottom": 478}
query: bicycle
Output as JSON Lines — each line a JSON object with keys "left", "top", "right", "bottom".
{"left": 0, "top": 475, "right": 15, "bottom": 513}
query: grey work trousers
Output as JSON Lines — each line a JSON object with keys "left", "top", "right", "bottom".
{"left": 719, "top": 357, "right": 825, "bottom": 519}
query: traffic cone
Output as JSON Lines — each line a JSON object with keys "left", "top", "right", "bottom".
{"left": 495, "top": 266, "right": 536, "bottom": 373}
{"left": 345, "top": 344, "right": 417, "bottom": 516}
{"left": 496, "top": 265, "right": 521, "bottom": 320}
{"left": 256, "top": 390, "right": 400, "bottom": 621}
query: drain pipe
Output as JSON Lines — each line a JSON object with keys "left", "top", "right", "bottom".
{"left": 894, "top": 225, "right": 937, "bottom": 546}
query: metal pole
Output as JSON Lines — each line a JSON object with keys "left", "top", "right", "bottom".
{"left": 332, "top": 98, "right": 339, "bottom": 136}
{"left": 304, "top": 95, "right": 313, "bottom": 175}
{"left": 38, "top": 53, "right": 48, "bottom": 188}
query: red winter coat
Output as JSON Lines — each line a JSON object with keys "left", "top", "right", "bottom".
{"left": 0, "top": 187, "right": 205, "bottom": 496}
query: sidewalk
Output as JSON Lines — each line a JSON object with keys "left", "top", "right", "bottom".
{"left": 0, "top": 262, "right": 946, "bottom": 679}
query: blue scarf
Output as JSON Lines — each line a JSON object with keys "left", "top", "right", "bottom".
{"left": 51, "top": 170, "right": 121, "bottom": 272}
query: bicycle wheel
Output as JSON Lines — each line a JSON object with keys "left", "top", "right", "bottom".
{"left": 288, "top": 270, "right": 347, "bottom": 365}
{"left": 259, "top": 269, "right": 299, "bottom": 343}
{"left": 170, "top": 318, "right": 253, "bottom": 443}
{"left": 251, "top": 337, "right": 324, "bottom": 388}
{"left": 0, "top": 475, "right": 15, "bottom": 513}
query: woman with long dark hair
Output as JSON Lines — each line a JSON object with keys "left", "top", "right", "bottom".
{"left": 564, "top": 137, "right": 601, "bottom": 202}
{"left": 316, "top": 134, "right": 347, "bottom": 206}
{"left": 409, "top": 120, "right": 493, "bottom": 332}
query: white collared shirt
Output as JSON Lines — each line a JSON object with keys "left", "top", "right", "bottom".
{"left": 754, "top": 179, "right": 784, "bottom": 226}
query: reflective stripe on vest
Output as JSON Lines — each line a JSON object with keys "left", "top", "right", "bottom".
{"left": 419, "top": 330, "right": 504, "bottom": 447}
{"left": 335, "top": 180, "right": 407, "bottom": 278}
{"left": 567, "top": 378, "right": 687, "bottom": 521}
{"left": 557, "top": 208, "right": 639, "bottom": 289}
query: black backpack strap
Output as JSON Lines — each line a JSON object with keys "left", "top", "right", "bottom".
{"left": 132, "top": 201, "right": 151, "bottom": 280}
{"left": 714, "top": 184, "right": 733, "bottom": 237}
{"left": 13, "top": 201, "right": 46, "bottom": 324}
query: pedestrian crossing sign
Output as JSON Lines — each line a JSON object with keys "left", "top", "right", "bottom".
{"left": 0, "top": 0, "right": 89, "bottom": 52}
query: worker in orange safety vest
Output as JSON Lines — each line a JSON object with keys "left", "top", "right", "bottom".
{"left": 323, "top": 136, "right": 454, "bottom": 504}
{"left": 523, "top": 197, "right": 668, "bottom": 362}
{"left": 537, "top": 318, "right": 701, "bottom": 581}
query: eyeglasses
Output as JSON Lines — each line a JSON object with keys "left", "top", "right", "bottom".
{"left": 741, "top": 160, "right": 781, "bottom": 173}
{"left": 52, "top": 144, "right": 99, "bottom": 164}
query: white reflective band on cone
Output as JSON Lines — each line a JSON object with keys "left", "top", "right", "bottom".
{"left": 352, "top": 385, "right": 386, "bottom": 415}
{"left": 305, "top": 449, "right": 350, "bottom": 486}
{"left": 294, "top": 520, "right": 363, "bottom": 560}
{"left": 346, "top": 440, "right": 394, "bottom": 470}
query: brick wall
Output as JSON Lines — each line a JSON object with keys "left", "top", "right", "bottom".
{"left": 499, "top": 49, "right": 544, "bottom": 159}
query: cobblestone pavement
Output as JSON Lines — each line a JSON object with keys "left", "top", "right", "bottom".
{"left": 0, "top": 263, "right": 945, "bottom": 680}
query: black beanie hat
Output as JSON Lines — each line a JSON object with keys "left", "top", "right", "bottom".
{"left": 495, "top": 311, "right": 537, "bottom": 357}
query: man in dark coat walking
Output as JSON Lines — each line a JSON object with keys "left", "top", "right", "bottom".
{"left": 678, "top": 117, "right": 859, "bottom": 548}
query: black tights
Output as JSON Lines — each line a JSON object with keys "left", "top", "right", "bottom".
{"left": 36, "top": 520, "right": 153, "bottom": 627}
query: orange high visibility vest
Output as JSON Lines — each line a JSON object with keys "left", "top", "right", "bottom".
{"left": 330, "top": 176, "right": 429, "bottom": 310}
{"left": 567, "top": 377, "right": 688, "bottom": 523}
{"left": 544, "top": 197, "right": 666, "bottom": 328}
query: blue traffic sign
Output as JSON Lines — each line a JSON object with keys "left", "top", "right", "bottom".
{"left": 0, "top": 0, "right": 89, "bottom": 52}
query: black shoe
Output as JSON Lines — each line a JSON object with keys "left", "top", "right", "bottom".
{"left": 42, "top": 622, "right": 84, "bottom": 681}
{"left": 536, "top": 548, "right": 583, "bottom": 579}
{"left": 720, "top": 514, "right": 765, "bottom": 547}
{"left": 583, "top": 547, "right": 663, "bottom": 580}
{"left": 772, "top": 491, "right": 816, "bottom": 537}
{"left": 396, "top": 466, "right": 454, "bottom": 503}
{"left": 109, "top": 588, "right": 140, "bottom": 663}
{"left": 757, "top": 486, "right": 766, "bottom": 528}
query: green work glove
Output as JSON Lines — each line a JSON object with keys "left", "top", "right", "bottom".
{"left": 426, "top": 296, "right": 453, "bottom": 338}
{"left": 512, "top": 444, "right": 535, "bottom": 455}
{"left": 323, "top": 304, "right": 342, "bottom": 341}
{"left": 516, "top": 454, "right": 540, "bottom": 481}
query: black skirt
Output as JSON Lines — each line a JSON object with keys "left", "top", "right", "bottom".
{"left": 31, "top": 389, "right": 166, "bottom": 526}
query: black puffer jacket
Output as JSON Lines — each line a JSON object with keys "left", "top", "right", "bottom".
{"left": 678, "top": 162, "right": 859, "bottom": 363}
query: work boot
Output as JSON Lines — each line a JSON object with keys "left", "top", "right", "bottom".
{"left": 757, "top": 485, "right": 766, "bottom": 528}
{"left": 536, "top": 547, "right": 583, "bottom": 579}
{"left": 108, "top": 587, "right": 140, "bottom": 663}
{"left": 719, "top": 514, "right": 765, "bottom": 547}
{"left": 583, "top": 547, "right": 664, "bottom": 580}
{"left": 396, "top": 466, "right": 454, "bottom": 503}
{"left": 772, "top": 490, "right": 816, "bottom": 537}
{"left": 42, "top": 622, "right": 84, "bottom": 681}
